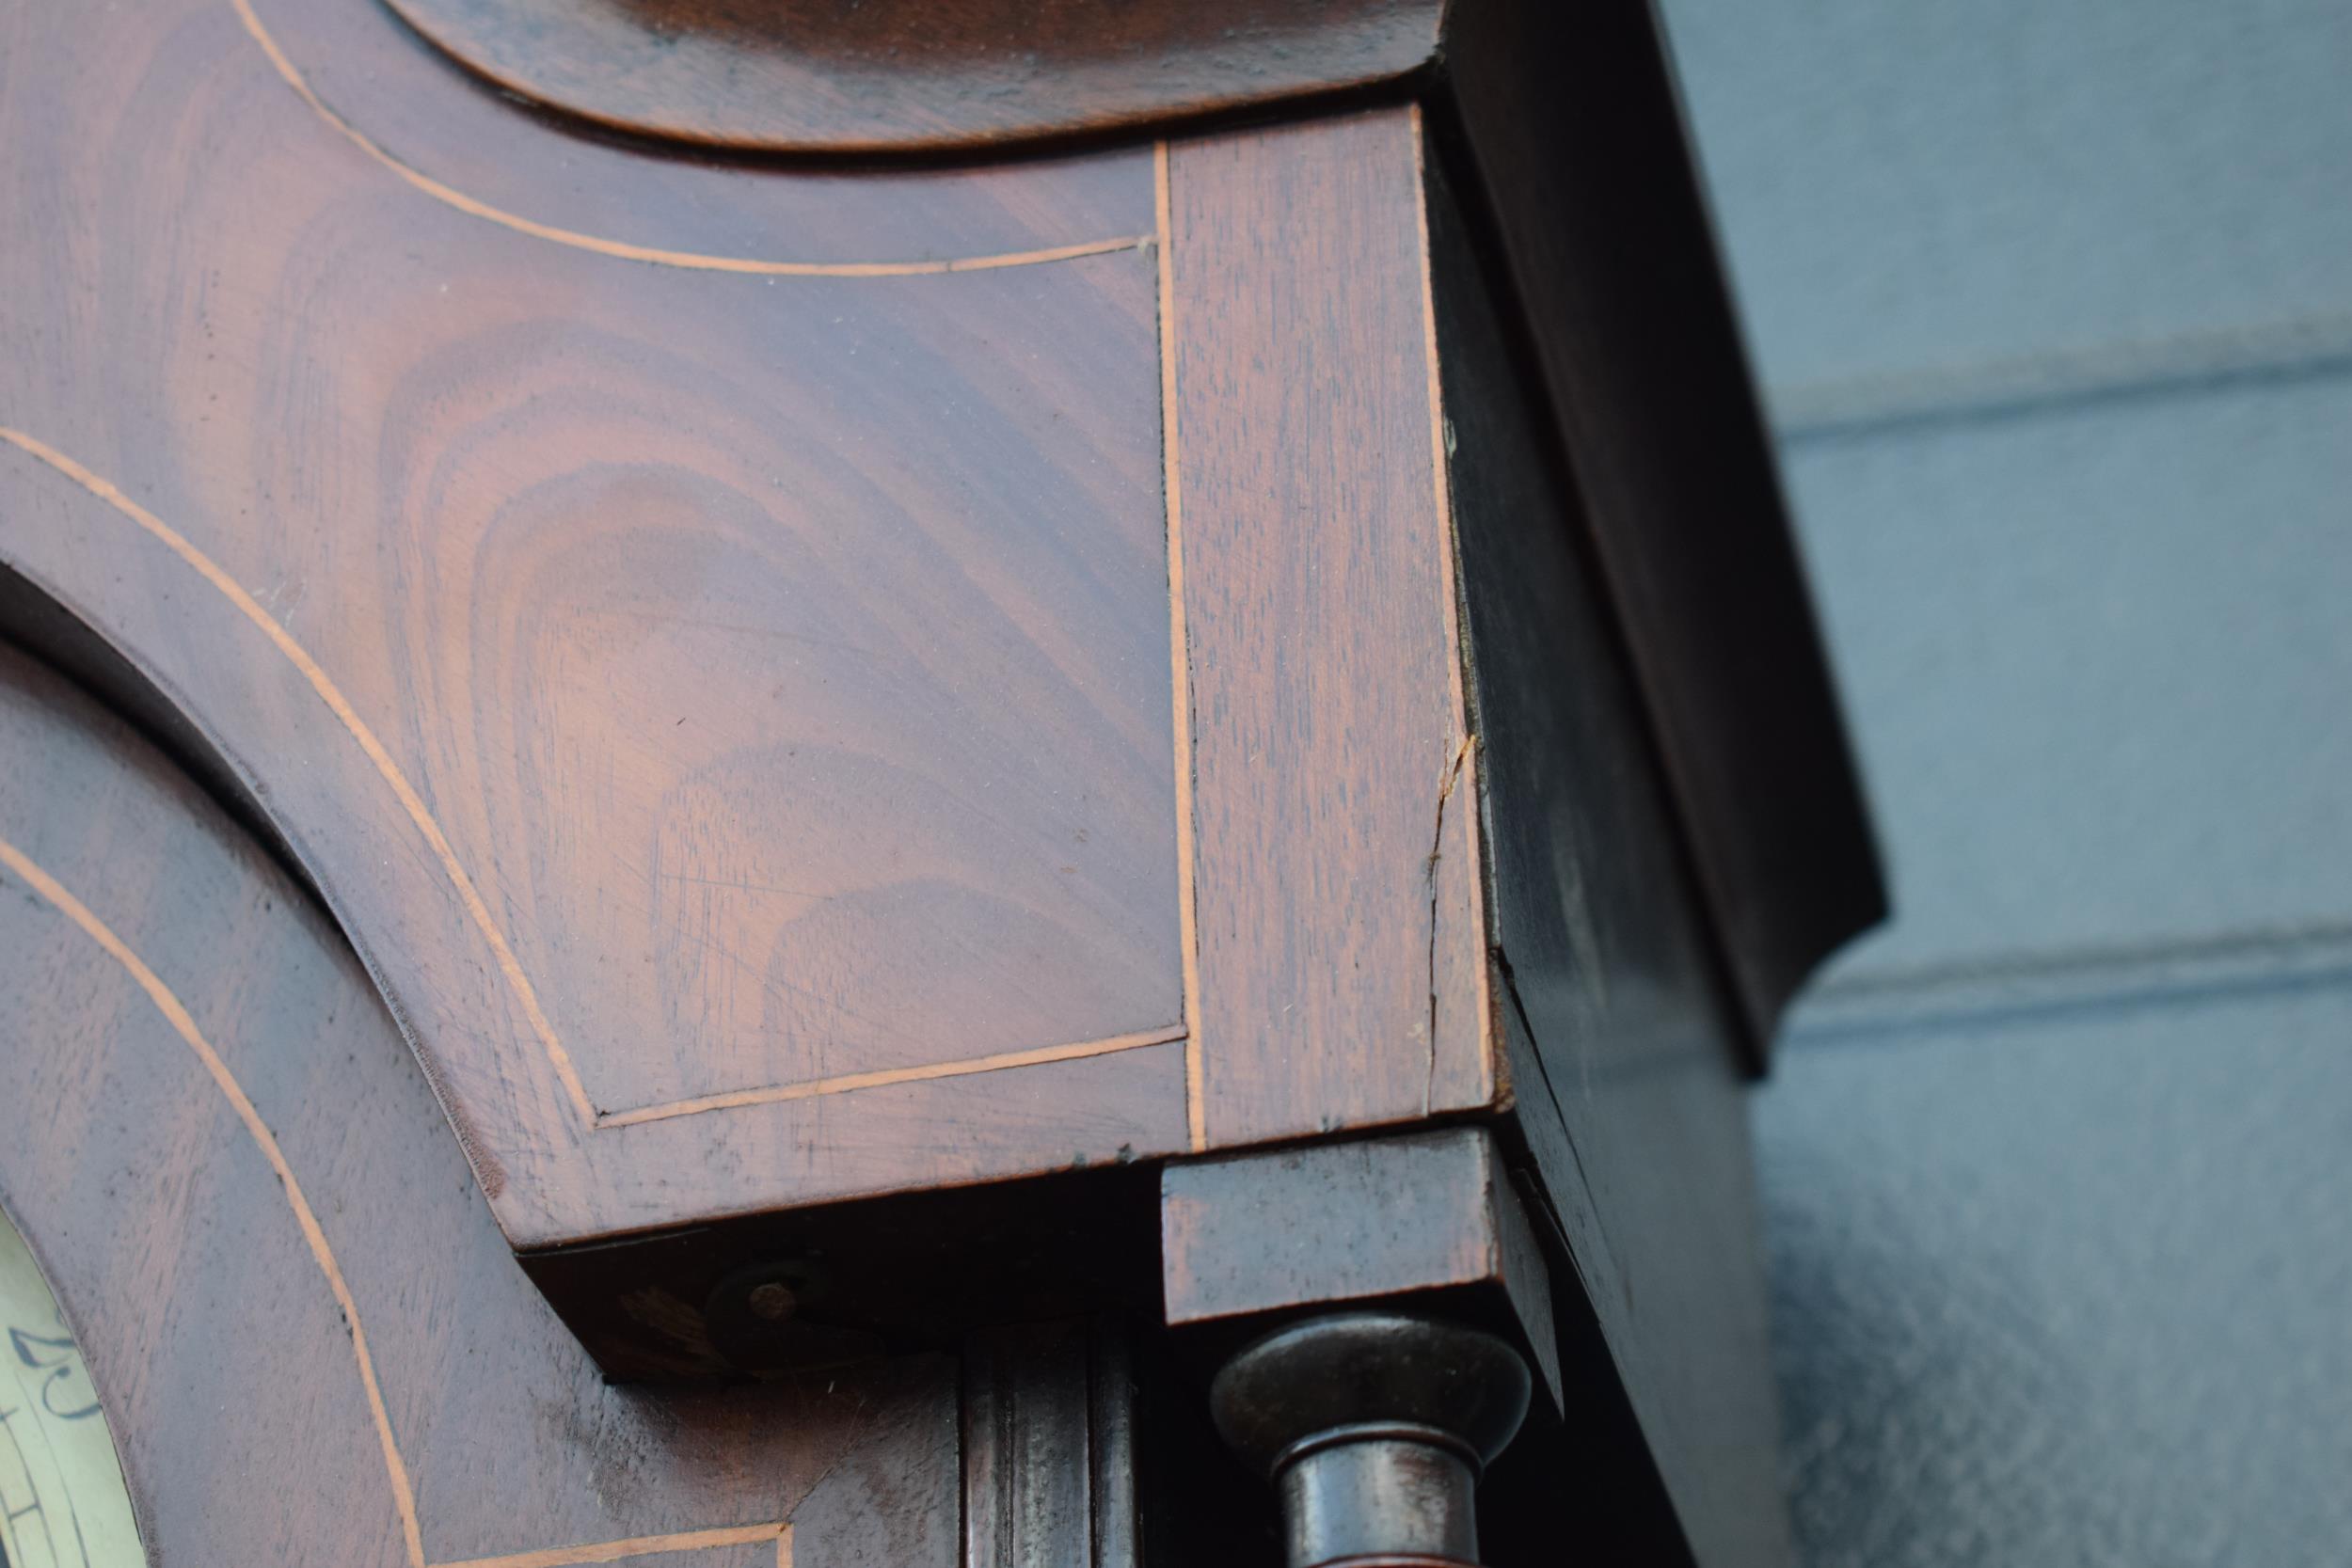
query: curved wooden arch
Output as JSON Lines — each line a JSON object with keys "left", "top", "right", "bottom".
{"left": 229, "top": 0, "right": 1151, "bottom": 276}
{"left": 229, "top": 0, "right": 1159, "bottom": 274}
{"left": 371, "top": 0, "right": 1446, "bottom": 156}
{"left": 0, "top": 646, "right": 957, "bottom": 1566}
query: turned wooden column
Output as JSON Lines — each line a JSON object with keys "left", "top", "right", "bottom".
{"left": 1213, "top": 1314, "right": 1533, "bottom": 1568}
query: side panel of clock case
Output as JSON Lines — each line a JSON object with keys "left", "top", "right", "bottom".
{"left": 0, "top": 641, "right": 957, "bottom": 1568}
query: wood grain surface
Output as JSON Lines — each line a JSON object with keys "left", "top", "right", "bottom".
{"left": 236, "top": 0, "right": 1157, "bottom": 269}
{"left": 0, "top": 3, "right": 1870, "bottom": 1557}
{"left": 0, "top": 0, "right": 1519, "bottom": 1259}
{"left": 0, "top": 0, "right": 1189, "bottom": 1248}
{"left": 0, "top": 644, "right": 960, "bottom": 1568}
{"left": 1159, "top": 1128, "right": 1562, "bottom": 1408}
{"left": 377, "top": 0, "right": 1445, "bottom": 156}
{"left": 1163, "top": 109, "right": 1497, "bottom": 1151}
{"left": 0, "top": 0, "right": 1865, "bottom": 1375}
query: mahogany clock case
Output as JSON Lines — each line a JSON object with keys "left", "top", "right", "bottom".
{"left": 0, "top": 641, "right": 1703, "bottom": 1568}
{"left": 0, "top": 0, "right": 1881, "bottom": 1561}
{"left": 0, "top": 0, "right": 1874, "bottom": 1262}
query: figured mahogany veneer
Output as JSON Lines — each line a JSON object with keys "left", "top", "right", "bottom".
{"left": 4, "top": 0, "right": 1170, "bottom": 1249}
{"left": 0, "top": 0, "right": 1504, "bottom": 1252}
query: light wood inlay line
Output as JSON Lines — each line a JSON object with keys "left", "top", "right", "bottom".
{"left": 230, "top": 0, "right": 1148, "bottom": 278}
{"left": 0, "top": 424, "right": 598, "bottom": 1125}
{"left": 436, "top": 1523, "right": 793, "bottom": 1568}
{"left": 1154, "top": 140, "right": 1209, "bottom": 1154}
{"left": 2, "top": 431, "right": 1200, "bottom": 1128}
{"left": 0, "top": 834, "right": 795, "bottom": 1568}
{"left": 596, "top": 1024, "right": 1188, "bottom": 1127}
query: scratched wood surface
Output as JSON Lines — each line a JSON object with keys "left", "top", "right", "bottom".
{"left": 0, "top": 0, "right": 1190, "bottom": 1249}
{"left": 1163, "top": 109, "right": 1495, "bottom": 1150}
{"left": 379, "top": 0, "right": 1447, "bottom": 155}
{"left": 0, "top": 645, "right": 960, "bottom": 1568}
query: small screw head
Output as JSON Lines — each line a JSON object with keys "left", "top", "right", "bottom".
{"left": 704, "top": 1259, "right": 835, "bottom": 1373}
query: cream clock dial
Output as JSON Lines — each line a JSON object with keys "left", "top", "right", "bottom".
{"left": 0, "top": 1209, "right": 140, "bottom": 1568}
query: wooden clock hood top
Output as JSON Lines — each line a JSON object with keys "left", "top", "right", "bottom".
{"left": 0, "top": 0, "right": 1880, "bottom": 1261}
